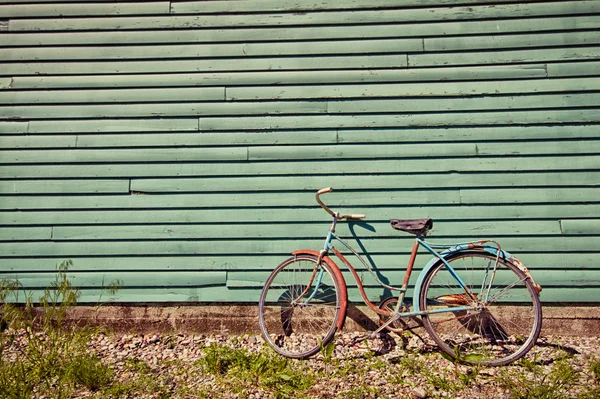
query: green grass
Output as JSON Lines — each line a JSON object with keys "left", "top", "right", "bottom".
{"left": 499, "top": 351, "right": 593, "bottom": 399}
{"left": 0, "top": 261, "right": 120, "bottom": 399}
{"left": 197, "top": 344, "right": 315, "bottom": 398}
{"left": 590, "top": 357, "right": 600, "bottom": 382}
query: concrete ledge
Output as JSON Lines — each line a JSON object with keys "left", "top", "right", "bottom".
{"left": 62, "top": 304, "right": 600, "bottom": 337}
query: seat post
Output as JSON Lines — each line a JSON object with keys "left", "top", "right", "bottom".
{"left": 401, "top": 239, "right": 421, "bottom": 290}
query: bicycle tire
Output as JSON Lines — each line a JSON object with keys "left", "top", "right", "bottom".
{"left": 418, "top": 251, "right": 542, "bottom": 366}
{"left": 258, "top": 254, "right": 342, "bottom": 359}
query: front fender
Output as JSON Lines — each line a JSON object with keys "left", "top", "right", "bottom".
{"left": 291, "top": 250, "right": 348, "bottom": 330}
{"left": 412, "top": 245, "right": 541, "bottom": 312}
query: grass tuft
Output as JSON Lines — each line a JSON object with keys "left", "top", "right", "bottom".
{"left": 0, "top": 260, "right": 120, "bottom": 398}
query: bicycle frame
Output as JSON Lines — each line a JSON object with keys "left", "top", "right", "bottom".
{"left": 305, "top": 213, "right": 537, "bottom": 333}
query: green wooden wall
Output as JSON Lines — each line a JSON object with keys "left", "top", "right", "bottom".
{"left": 0, "top": 0, "right": 599, "bottom": 304}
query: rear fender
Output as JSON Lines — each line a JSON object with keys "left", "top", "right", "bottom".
{"left": 291, "top": 249, "right": 348, "bottom": 330}
{"left": 412, "top": 245, "right": 541, "bottom": 312}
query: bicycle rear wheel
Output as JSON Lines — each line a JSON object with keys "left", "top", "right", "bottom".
{"left": 258, "top": 254, "right": 342, "bottom": 359}
{"left": 419, "top": 251, "right": 542, "bottom": 366}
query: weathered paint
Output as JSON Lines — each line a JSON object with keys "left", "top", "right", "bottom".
{"left": 0, "top": 0, "right": 598, "bottom": 305}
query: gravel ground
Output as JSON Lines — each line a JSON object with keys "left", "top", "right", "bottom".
{"left": 84, "top": 332, "right": 600, "bottom": 398}
{"left": 3, "top": 329, "right": 599, "bottom": 398}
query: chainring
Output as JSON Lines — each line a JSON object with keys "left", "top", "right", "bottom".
{"left": 378, "top": 297, "right": 421, "bottom": 333}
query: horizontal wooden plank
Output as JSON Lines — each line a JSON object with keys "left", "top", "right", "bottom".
{"left": 0, "top": 131, "right": 337, "bottom": 149}
{"left": 10, "top": 125, "right": 600, "bottom": 147}
{"left": 2, "top": 16, "right": 598, "bottom": 47}
{"left": 328, "top": 93, "right": 600, "bottom": 112}
{"left": 2, "top": 190, "right": 464, "bottom": 213}
{"left": 0, "top": 147, "right": 248, "bottom": 163}
{"left": 409, "top": 46, "right": 600, "bottom": 67}
{"left": 0, "top": 55, "right": 407, "bottom": 76}
{"left": 2, "top": 184, "right": 597, "bottom": 209}
{"left": 0, "top": 180, "right": 130, "bottom": 194}
{"left": 0, "top": 121, "right": 27, "bottom": 133}
{"left": 459, "top": 188, "right": 600, "bottom": 204}
{"left": 1, "top": 287, "right": 251, "bottom": 304}
{"left": 424, "top": 31, "right": 600, "bottom": 51}
{"left": 129, "top": 172, "right": 600, "bottom": 193}
{"left": 225, "top": 269, "right": 600, "bottom": 289}
{"left": 250, "top": 142, "right": 477, "bottom": 159}
{"left": 547, "top": 61, "right": 600, "bottom": 77}
{"left": 0, "top": 101, "right": 328, "bottom": 119}
{"left": 0, "top": 227, "right": 51, "bottom": 240}
{"left": 0, "top": 271, "right": 226, "bottom": 288}
{"left": 0, "top": 135, "right": 77, "bottom": 148}
{"left": 8, "top": 65, "right": 549, "bottom": 89}
{"left": 2, "top": 237, "right": 599, "bottom": 257}
{"left": 7, "top": 94, "right": 595, "bottom": 119}
{"left": 170, "top": 0, "right": 555, "bottom": 14}
{"left": 3, "top": 127, "right": 599, "bottom": 149}
{"left": 200, "top": 109, "right": 600, "bottom": 130}
{"left": 2, "top": 253, "right": 598, "bottom": 272}
{"left": 1, "top": 256, "right": 275, "bottom": 272}
{"left": 560, "top": 219, "right": 600, "bottom": 235}
{"left": 50, "top": 221, "right": 562, "bottom": 241}
{"left": 1, "top": 203, "right": 598, "bottom": 228}
{"left": 1, "top": 188, "right": 597, "bottom": 212}
{"left": 27, "top": 119, "right": 199, "bottom": 133}
{"left": 2, "top": 155, "right": 597, "bottom": 179}
{"left": 0, "top": 87, "right": 226, "bottom": 104}
{"left": 225, "top": 270, "right": 408, "bottom": 288}
{"left": 7, "top": 93, "right": 592, "bottom": 120}
{"left": 0, "top": 192, "right": 456, "bottom": 212}
{"left": 0, "top": 38, "right": 423, "bottom": 61}
{"left": 0, "top": 1, "right": 566, "bottom": 9}
{"left": 75, "top": 130, "right": 336, "bottom": 147}
{"left": 250, "top": 141, "right": 600, "bottom": 160}
{"left": 228, "top": 77, "right": 600, "bottom": 100}
{"left": 9, "top": 2, "right": 600, "bottom": 31}
{"left": 338, "top": 125, "right": 600, "bottom": 143}
{"left": 0, "top": 2, "right": 169, "bottom": 17}
{"left": 9, "top": 77, "right": 599, "bottom": 105}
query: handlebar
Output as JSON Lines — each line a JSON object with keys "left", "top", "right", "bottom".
{"left": 315, "top": 187, "right": 366, "bottom": 220}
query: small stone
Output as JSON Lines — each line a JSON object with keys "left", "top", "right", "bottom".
{"left": 412, "top": 388, "right": 428, "bottom": 398}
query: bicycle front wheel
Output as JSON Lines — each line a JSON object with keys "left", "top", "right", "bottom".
{"left": 258, "top": 255, "right": 342, "bottom": 359}
{"left": 419, "top": 251, "right": 542, "bottom": 366}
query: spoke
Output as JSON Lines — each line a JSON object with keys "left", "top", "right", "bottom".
{"left": 487, "top": 276, "right": 527, "bottom": 303}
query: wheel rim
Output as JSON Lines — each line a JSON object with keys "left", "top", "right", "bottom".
{"left": 420, "top": 253, "right": 541, "bottom": 365}
{"left": 259, "top": 256, "right": 340, "bottom": 358}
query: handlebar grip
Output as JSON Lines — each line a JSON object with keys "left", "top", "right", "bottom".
{"left": 344, "top": 214, "right": 366, "bottom": 220}
{"left": 317, "top": 187, "right": 333, "bottom": 195}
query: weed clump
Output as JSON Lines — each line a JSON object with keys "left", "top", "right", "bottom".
{"left": 0, "top": 260, "right": 119, "bottom": 398}
{"left": 198, "top": 343, "right": 315, "bottom": 398}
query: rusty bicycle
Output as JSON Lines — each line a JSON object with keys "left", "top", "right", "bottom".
{"left": 258, "top": 187, "right": 542, "bottom": 366}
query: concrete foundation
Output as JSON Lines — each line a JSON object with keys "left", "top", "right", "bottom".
{"left": 63, "top": 304, "right": 600, "bottom": 336}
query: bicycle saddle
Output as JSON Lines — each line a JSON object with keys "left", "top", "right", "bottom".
{"left": 390, "top": 218, "right": 433, "bottom": 236}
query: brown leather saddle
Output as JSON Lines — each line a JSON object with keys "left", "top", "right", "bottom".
{"left": 390, "top": 218, "right": 433, "bottom": 236}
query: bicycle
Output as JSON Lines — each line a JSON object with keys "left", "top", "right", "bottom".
{"left": 258, "top": 187, "right": 543, "bottom": 366}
